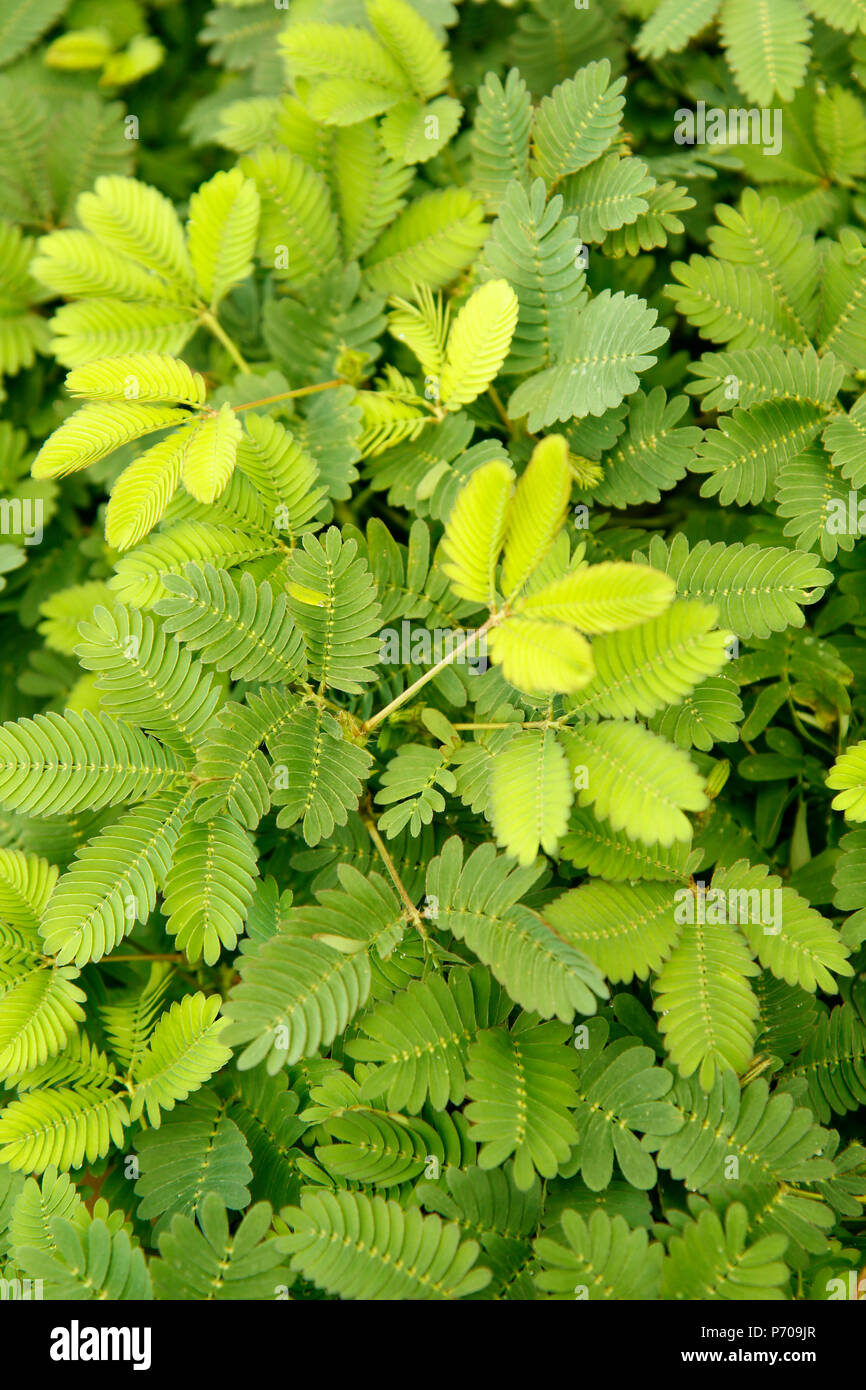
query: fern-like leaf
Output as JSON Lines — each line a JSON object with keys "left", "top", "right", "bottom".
{"left": 155, "top": 564, "right": 306, "bottom": 685}
{"left": 488, "top": 729, "right": 572, "bottom": 865}
{"left": 187, "top": 167, "right": 259, "bottom": 310}
{"left": 277, "top": 1189, "right": 490, "bottom": 1300}
{"left": 0, "top": 709, "right": 186, "bottom": 816}
{"left": 567, "top": 601, "right": 731, "bottom": 721}
{"left": 221, "top": 867, "right": 405, "bottom": 1070}
{"left": 0, "top": 1087, "right": 130, "bottom": 1174}
{"left": 129, "top": 993, "right": 233, "bottom": 1127}
{"left": 465, "top": 1016, "right": 578, "bottom": 1190}
{"left": 162, "top": 816, "right": 258, "bottom": 966}
{"left": 535, "top": 1207, "right": 663, "bottom": 1299}
{"left": 438, "top": 280, "right": 518, "bottom": 411}
{"left": 286, "top": 528, "right": 381, "bottom": 694}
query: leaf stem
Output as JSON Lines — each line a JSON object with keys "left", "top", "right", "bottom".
{"left": 104, "top": 952, "right": 184, "bottom": 963}
{"left": 232, "top": 379, "right": 346, "bottom": 412}
{"left": 487, "top": 384, "right": 512, "bottom": 433}
{"left": 363, "top": 812, "right": 438, "bottom": 965}
{"left": 199, "top": 310, "right": 251, "bottom": 374}
{"left": 784, "top": 682, "right": 834, "bottom": 754}
{"left": 363, "top": 614, "right": 499, "bottom": 733}
{"left": 451, "top": 717, "right": 569, "bottom": 731}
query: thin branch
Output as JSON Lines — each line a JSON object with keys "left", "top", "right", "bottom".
{"left": 199, "top": 310, "right": 251, "bottom": 374}
{"left": 487, "top": 384, "right": 512, "bottom": 433}
{"left": 232, "top": 379, "right": 346, "bottom": 412}
{"left": 364, "top": 614, "right": 499, "bottom": 733}
{"left": 104, "top": 952, "right": 184, "bottom": 963}
{"left": 363, "top": 812, "right": 438, "bottom": 966}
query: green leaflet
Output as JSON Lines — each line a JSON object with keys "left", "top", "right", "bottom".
{"left": 286, "top": 528, "right": 381, "bottom": 694}
{"left": 221, "top": 867, "right": 406, "bottom": 1070}
{"left": 0, "top": 1087, "right": 131, "bottom": 1174}
{"left": 17, "top": 1216, "right": 153, "bottom": 1299}
{"left": 363, "top": 188, "right": 487, "bottom": 295}
{"left": 654, "top": 916, "right": 761, "bottom": 1090}
{"left": 152, "top": 1194, "right": 290, "bottom": 1300}
{"left": 134, "top": 1087, "right": 253, "bottom": 1232}
{"left": 187, "top": 168, "right": 259, "bottom": 310}
{"left": 567, "top": 1018, "right": 682, "bottom": 1190}
{"left": 566, "top": 601, "right": 732, "bottom": 721}
{"left": 270, "top": 703, "right": 373, "bottom": 845}
{"left": 470, "top": 70, "right": 532, "bottom": 213}
{"left": 38, "top": 787, "right": 197, "bottom": 966}
{"left": 646, "top": 1069, "right": 836, "bottom": 1192}
{"left": 129, "top": 993, "right": 233, "bottom": 1127}
{"left": 481, "top": 178, "right": 585, "bottom": 372}
{"left": 155, "top": 563, "right": 307, "bottom": 685}
{"left": 75, "top": 604, "right": 220, "bottom": 759}
{"left": 0, "top": 709, "right": 187, "bottom": 815}
{"left": 535, "top": 1208, "right": 663, "bottom": 1300}
{"left": 508, "top": 289, "right": 668, "bottom": 427}
{"left": 545, "top": 880, "right": 683, "bottom": 982}
{"left": 640, "top": 533, "right": 831, "bottom": 639}
{"left": 711, "top": 859, "right": 853, "bottom": 993}
{"left": 488, "top": 728, "right": 572, "bottom": 865}
{"left": 530, "top": 60, "right": 626, "bottom": 186}
{"left": 161, "top": 816, "right": 259, "bottom": 965}
{"left": 660, "top": 1202, "right": 790, "bottom": 1300}
{"left": 562, "top": 721, "right": 708, "bottom": 847}
{"left": 277, "top": 1189, "right": 490, "bottom": 1300}
{"left": 426, "top": 836, "right": 608, "bottom": 1021}
{"left": 466, "top": 1016, "right": 580, "bottom": 1190}
{"left": 0, "top": 945, "right": 85, "bottom": 1082}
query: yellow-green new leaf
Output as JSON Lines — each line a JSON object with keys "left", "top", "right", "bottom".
{"left": 31, "top": 402, "right": 191, "bottom": 480}
{"left": 45, "top": 29, "right": 114, "bottom": 70}
{"left": 0, "top": 1089, "right": 131, "bottom": 1175}
{"left": 0, "top": 964, "right": 86, "bottom": 1083}
{"left": 129, "top": 993, "right": 233, "bottom": 1127}
{"left": 563, "top": 721, "right": 708, "bottom": 846}
{"left": 0, "top": 849, "right": 58, "bottom": 929}
{"left": 187, "top": 168, "right": 260, "bottom": 309}
{"left": 65, "top": 353, "right": 207, "bottom": 406}
{"left": 367, "top": 0, "right": 450, "bottom": 100}
{"left": 568, "top": 602, "right": 732, "bottom": 720}
{"left": 827, "top": 742, "right": 866, "bottom": 821}
{"left": 388, "top": 286, "right": 449, "bottom": 377}
{"left": 439, "top": 279, "right": 518, "bottom": 411}
{"left": 489, "top": 730, "right": 573, "bottom": 865}
{"left": 488, "top": 616, "right": 594, "bottom": 695}
{"left": 77, "top": 176, "right": 195, "bottom": 293}
{"left": 180, "top": 404, "right": 243, "bottom": 505}
{"left": 517, "top": 561, "right": 676, "bottom": 633}
{"left": 280, "top": 22, "right": 409, "bottom": 91}
{"left": 105, "top": 429, "right": 192, "bottom": 551}
{"left": 441, "top": 459, "right": 513, "bottom": 605}
{"left": 501, "top": 435, "right": 572, "bottom": 597}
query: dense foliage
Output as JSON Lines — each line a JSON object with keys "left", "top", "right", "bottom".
{"left": 0, "top": 0, "right": 865, "bottom": 1304}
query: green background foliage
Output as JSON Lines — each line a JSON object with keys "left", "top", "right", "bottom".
{"left": 0, "top": 0, "right": 865, "bottom": 1303}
